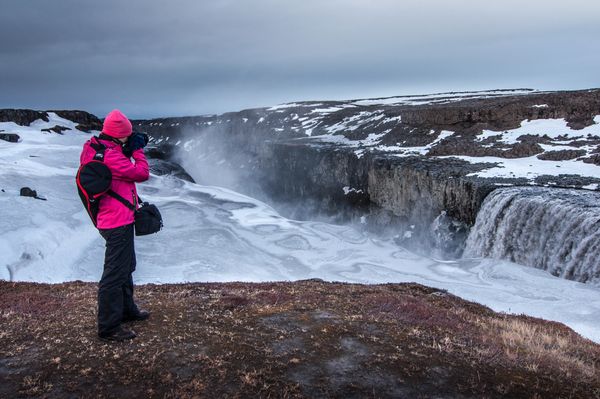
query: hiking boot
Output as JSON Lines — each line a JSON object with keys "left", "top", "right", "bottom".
{"left": 122, "top": 310, "right": 150, "bottom": 323}
{"left": 98, "top": 327, "right": 136, "bottom": 342}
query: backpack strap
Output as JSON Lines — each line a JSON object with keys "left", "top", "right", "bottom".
{"left": 106, "top": 190, "right": 136, "bottom": 211}
{"left": 89, "top": 137, "right": 107, "bottom": 161}
{"left": 89, "top": 135, "right": 140, "bottom": 211}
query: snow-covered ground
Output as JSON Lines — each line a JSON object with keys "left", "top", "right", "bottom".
{"left": 2, "top": 115, "right": 600, "bottom": 343}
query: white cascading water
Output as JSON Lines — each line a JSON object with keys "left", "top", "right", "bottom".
{"left": 464, "top": 187, "right": 600, "bottom": 284}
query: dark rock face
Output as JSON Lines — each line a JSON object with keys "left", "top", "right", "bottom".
{"left": 260, "top": 142, "right": 371, "bottom": 217}
{"left": 367, "top": 156, "right": 497, "bottom": 226}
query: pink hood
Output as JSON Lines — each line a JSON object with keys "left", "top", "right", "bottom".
{"left": 79, "top": 138, "right": 149, "bottom": 229}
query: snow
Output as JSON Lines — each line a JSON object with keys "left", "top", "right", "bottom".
{"left": 350, "top": 89, "right": 535, "bottom": 106}
{"left": 376, "top": 130, "right": 455, "bottom": 156}
{"left": 2, "top": 117, "right": 600, "bottom": 342}
{"left": 267, "top": 103, "right": 323, "bottom": 111}
{"left": 325, "top": 112, "right": 386, "bottom": 134}
{"left": 311, "top": 106, "right": 345, "bottom": 114}
{"left": 476, "top": 117, "right": 600, "bottom": 144}
{"left": 342, "top": 186, "right": 363, "bottom": 195}
{"left": 451, "top": 155, "right": 600, "bottom": 180}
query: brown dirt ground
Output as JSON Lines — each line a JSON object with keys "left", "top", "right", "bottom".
{"left": 1, "top": 280, "right": 599, "bottom": 398}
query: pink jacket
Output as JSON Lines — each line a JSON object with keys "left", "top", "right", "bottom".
{"left": 79, "top": 138, "right": 150, "bottom": 229}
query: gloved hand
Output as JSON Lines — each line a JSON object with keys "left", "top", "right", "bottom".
{"left": 129, "top": 132, "right": 149, "bottom": 152}
{"left": 122, "top": 132, "right": 149, "bottom": 157}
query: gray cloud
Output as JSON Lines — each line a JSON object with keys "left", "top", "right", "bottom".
{"left": 1, "top": 0, "right": 599, "bottom": 118}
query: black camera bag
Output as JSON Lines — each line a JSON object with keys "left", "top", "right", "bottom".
{"left": 134, "top": 202, "right": 163, "bottom": 236}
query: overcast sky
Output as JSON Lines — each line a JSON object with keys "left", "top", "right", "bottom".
{"left": 1, "top": 0, "right": 599, "bottom": 119}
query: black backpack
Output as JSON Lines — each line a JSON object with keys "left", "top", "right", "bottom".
{"left": 76, "top": 137, "right": 115, "bottom": 226}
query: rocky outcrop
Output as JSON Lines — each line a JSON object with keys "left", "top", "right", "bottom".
{"left": 396, "top": 90, "right": 600, "bottom": 131}
{"left": 147, "top": 158, "right": 195, "bottom": 183}
{"left": 0, "top": 109, "right": 48, "bottom": 126}
{"left": 51, "top": 110, "right": 102, "bottom": 132}
{"left": 0, "top": 109, "right": 102, "bottom": 132}
{"left": 367, "top": 156, "right": 497, "bottom": 226}
{"left": 0, "top": 133, "right": 20, "bottom": 143}
{"left": 41, "top": 125, "right": 71, "bottom": 134}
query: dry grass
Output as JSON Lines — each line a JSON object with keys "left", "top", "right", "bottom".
{"left": 488, "top": 317, "right": 598, "bottom": 378}
{"left": 1, "top": 280, "right": 599, "bottom": 398}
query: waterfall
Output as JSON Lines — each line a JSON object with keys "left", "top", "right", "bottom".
{"left": 464, "top": 187, "right": 600, "bottom": 284}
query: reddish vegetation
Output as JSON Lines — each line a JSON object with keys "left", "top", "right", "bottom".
{"left": 1, "top": 280, "right": 599, "bottom": 398}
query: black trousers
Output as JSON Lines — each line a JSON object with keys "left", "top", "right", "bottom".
{"left": 97, "top": 223, "right": 140, "bottom": 335}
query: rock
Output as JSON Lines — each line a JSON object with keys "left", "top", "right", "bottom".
{"left": 20, "top": 187, "right": 38, "bottom": 198}
{"left": 148, "top": 159, "right": 195, "bottom": 182}
{"left": 583, "top": 154, "right": 600, "bottom": 165}
{"left": 0, "top": 109, "right": 48, "bottom": 126}
{"left": 537, "top": 150, "right": 587, "bottom": 161}
{"left": 0, "top": 133, "right": 20, "bottom": 143}
{"left": 0, "top": 109, "right": 102, "bottom": 132}
{"left": 19, "top": 187, "right": 46, "bottom": 201}
{"left": 41, "top": 125, "right": 71, "bottom": 135}
{"left": 52, "top": 110, "right": 102, "bottom": 132}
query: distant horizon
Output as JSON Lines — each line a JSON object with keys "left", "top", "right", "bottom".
{"left": 4, "top": 85, "right": 600, "bottom": 120}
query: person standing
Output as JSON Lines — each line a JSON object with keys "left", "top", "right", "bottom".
{"left": 79, "top": 109, "right": 150, "bottom": 341}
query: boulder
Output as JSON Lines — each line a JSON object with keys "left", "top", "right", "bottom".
{"left": 41, "top": 125, "right": 71, "bottom": 135}
{"left": 0, "top": 133, "right": 20, "bottom": 143}
{"left": 19, "top": 187, "right": 46, "bottom": 201}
